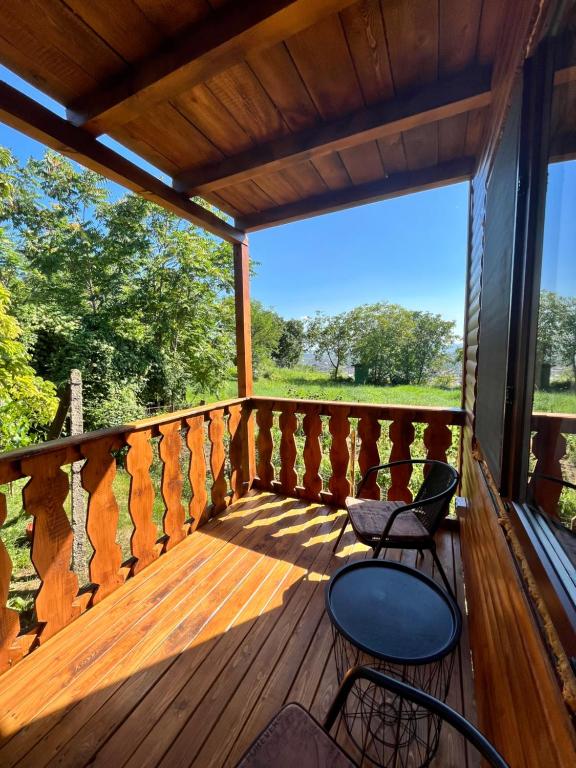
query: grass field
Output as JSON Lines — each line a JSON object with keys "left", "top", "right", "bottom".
{"left": 197, "top": 365, "right": 576, "bottom": 413}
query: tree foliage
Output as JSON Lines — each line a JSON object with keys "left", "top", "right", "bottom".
{"left": 1, "top": 150, "right": 235, "bottom": 430}
{"left": 250, "top": 300, "right": 285, "bottom": 372}
{"left": 306, "top": 304, "right": 455, "bottom": 384}
{"left": 273, "top": 318, "right": 304, "bottom": 368}
{"left": 536, "top": 290, "right": 576, "bottom": 388}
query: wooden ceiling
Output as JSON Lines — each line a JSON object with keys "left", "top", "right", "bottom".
{"left": 0, "top": 0, "right": 555, "bottom": 236}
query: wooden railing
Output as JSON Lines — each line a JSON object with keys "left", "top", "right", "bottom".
{"left": 0, "top": 394, "right": 468, "bottom": 674}
{"left": 251, "top": 397, "right": 466, "bottom": 506}
{"left": 530, "top": 411, "right": 576, "bottom": 519}
{"left": 0, "top": 398, "right": 251, "bottom": 672}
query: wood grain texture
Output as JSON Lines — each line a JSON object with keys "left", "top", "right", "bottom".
{"left": 185, "top": 415, "right": 208, "bottom": 531}
{"left": 255, "top": 404, "right": 275, "bottom": 488}
{"left": 277, "top": 405, "right": 298, "bottom": 496}
{"left": 388, "top": 417, "right": 415, "bottom": 502}
{"left": 301, "top": 406, "right": 323, "bottom": 501}
{"left": 234, "top": 241, "right": 253, "bottom": 397}
{"left": 228, "top": 403, "right": 244, "bottom": 502}
{"left": 208, "top": 408, "right": 228, "bottom": 514}
{"left": 21, "top": 450, "right": 79, "bottom": 641}
{"left": 158, "top": 421, "right": 187, "bottom": 549}
{"left": 530, "top": 419, "right": 567, "bottom": 517}
{"left": 357, "top": 409, "right": 381, "bottom": 499}
{"left": 125, "top": 430, "right": 159, "bottom": 574}
{"left": 460, "top": 443, "right": 576, "bottom": 766}
{"left": 81, "top": 436, "right": 124, "bottom": 603}
{"left": 0, "top": 492, "right": 20, "bottom": 671}
{"left": 327, "top": 405, "right": 350, "bottom": 505}
{"left": 423, "top": 414, "right": 453, "bottom": 464}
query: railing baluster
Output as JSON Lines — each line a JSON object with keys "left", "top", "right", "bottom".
{"left": 228, "top": 404, "right": 244, "bottom": 502}
{"left": 21, "top": 450, "right": 79, "bottom": 641}
{"left": 531, "top": 420, "right": 566, "bottom": 517}
{"left": 159, "top": 421, "right": 187, "bottom": 550}
{"left": 301, "top": 406, "right": 323, "bottom": 501}
{"left": 423, "top": 414, "right": 453, "bottom": 464}
{"left": 389, "top": 418, "right": 415, "bottom": 502}
{"left": 278, "top": 404, "right": 298, "bottom": 496}
{"left": 0, "top": 492, "right": 20, "bottom": 669}
{"left": 81, "top": 436, "right": 124, "bottom": 602}
{"left": 125, "top": 430, "right": 158, "bottom": 573}
{"left": 256, "top": 403, "right": 275, "bottom": 489}
{"left": 208, "top": 408, "right": 228, "bottom": 514}
{"left": 186, "top": 414, "right": 208, "bottom": 531}
{"left": 328, "top": 405, "right": 351, "bottom": 506}
{"left": 358, "top": 409, "right": 381, "bottom": 499}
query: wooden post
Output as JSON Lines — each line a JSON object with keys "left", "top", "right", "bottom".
{"left": 234, "top": 238, "right": 255, "bottom": 491}
{"left": 69, "top": 369, "right": 87, "bottom": 580}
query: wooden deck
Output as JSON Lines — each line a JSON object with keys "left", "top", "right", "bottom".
{"left": 0, "top": 491, "right": 475, "bottom": 768}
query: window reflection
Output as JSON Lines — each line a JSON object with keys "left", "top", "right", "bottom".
{"left": 528, "top": 48, "right": 576, "bottom": 561}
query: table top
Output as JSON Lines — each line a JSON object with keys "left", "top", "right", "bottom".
{"left": 325, "top": 559, "right": 462, "bottom": 664}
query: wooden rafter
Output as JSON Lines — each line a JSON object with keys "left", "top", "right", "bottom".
{"left": 236, "top": 158, "right": 475, "bottom": 230}
{"left": 67, "top": 0, "right": 358, "bottom": 134}
{"left": 175, "top": 68, "right": 492, "bottom": 194}
{"left": 0, "top": 81, "right": 244, "bottom": 244}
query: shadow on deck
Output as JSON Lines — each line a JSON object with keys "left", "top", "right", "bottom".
{"left": 0, "top": 491, "right": 476, "bottom": 767}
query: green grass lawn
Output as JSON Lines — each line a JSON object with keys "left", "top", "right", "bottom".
{"left": 197, "top": 365, "right": 576, "bottom": 413}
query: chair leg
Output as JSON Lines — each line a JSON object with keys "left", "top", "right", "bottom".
{"left": 430, "top": 543, "right": 456, "bottom": 601}
{"left": 333, "top": 513, "right": 350, "bottom": 553}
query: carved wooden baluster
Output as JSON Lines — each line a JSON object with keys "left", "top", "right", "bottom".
{"left": 531, "top": 420, "right": 566, "bottom": 518}
{"left": 277, "top": 404, "right": 298, "bottom": 496}
{"left": 302, "top": 406, "right": 323, "bottom": 501}
{"left": 423, "top": 415, "right": 453, "bottom": 465}
{"left": 209, "top": 409, "right": 228, "bottom": 515}
{"left": 256, "top": 404, "right": 275, "bottom": 489}
{"left": 228, "top": 404, "right": 244, "bottom": 502}
{"left": 186, "top": 414, "right": 208, "bottom": 531}
{"left": 357, "top": 410, "right": 381, "bottom": 499}
{"left": 21, "top": 450, "right": 79, "bottom": 641}
{"left": 81, "top": 436, "right": 124, "bottom": 602}
{"left": 388, "top": 418, "right": 415, "bottom": 502}
{"left": 125, "top": 430, "right": 158, "bottom": 574}
{"left": 159, "top": 421, "right": 186, "bottom": 550}
{"left": 0, "top": 492, "right": 20, "bottom": 670}
{"left": 328, "top": 406, "right": 351, "bottom": 506}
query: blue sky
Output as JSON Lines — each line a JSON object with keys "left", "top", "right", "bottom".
{"left": 0, "top": 65, "right": 470, "bottom": 332}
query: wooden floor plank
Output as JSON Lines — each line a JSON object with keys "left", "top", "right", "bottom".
{"left": 0, "top": 493, "right": 475, "bottom": 768}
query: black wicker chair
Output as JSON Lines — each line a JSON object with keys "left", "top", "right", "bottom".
{"left": 235, "top": 665, "right": 508, "bottom": 768}
{"left": 333, "top": 459, "right": 459, "bottom": 598}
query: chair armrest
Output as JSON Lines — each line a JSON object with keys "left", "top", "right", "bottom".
{"left": 323, "top": 666, "right": 509, "bottom": 768}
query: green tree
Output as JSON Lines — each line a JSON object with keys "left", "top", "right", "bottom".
{"left": 273, "top": 319, "right": 304, "bottom": 368}
{"left": 305, "top": 311, "right": 356, "bottom": 379}
{"left": 536, "top": 290, "right": 568, "bottom": 389}
{"left": 250, "top": 301, "right": 284, "bottom": 373}
{"left": 0, "top": 284, "right": 58, "bottom": 450}
{"left": 1, "top": 150, "right": 235, "bottom": 430}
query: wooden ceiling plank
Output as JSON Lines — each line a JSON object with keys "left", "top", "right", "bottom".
{"left": 339, "top": 140, "right": 385, "bottom": 185}
{"left": 311, "top": 153, "right": 351, "bottom": 190}
{"left": 438, "top": 0, "right": 483, "bottom": 78}
{"left": 236, "top": 157, "right": 475, "bottom": 230}
{"left": 67, "top": 0, "right": 360, "bottom": 133}
{"left": 340, "top": 0, "right": 395, "bottom": 105}
{"left": 381, "top": 0, "right": 439, "bottom": 93}
{"left": 246, "top": 42, "right": 321, "bottom": 132}
{"left": 285, "top": 14, "right": 364, "bottom": 120}
{"left": 0, "top": 80, "right": 244, "bottom": 244}
{"left": 174, "top": 67, "right": 491, "bottom": 193}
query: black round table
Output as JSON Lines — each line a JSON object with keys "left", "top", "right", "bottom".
{"left": 325, "top": 559, "right": 462, "bottom": 768}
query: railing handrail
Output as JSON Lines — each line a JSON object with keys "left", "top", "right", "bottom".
{"left": 249, "top": 396, "right": 466, "bottom": 424}
{"left": 531, "top": 411, "right": 576, "bottom": 433}
{"left": 0, "top": 397, "right": 248, "bottom": 484}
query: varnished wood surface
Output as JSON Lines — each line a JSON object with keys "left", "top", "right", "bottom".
{"left": 0, "top": 490, "right": 474, "bottom": 767}
{"left": 460, "top": 445, "right": 576, "bottom": 767}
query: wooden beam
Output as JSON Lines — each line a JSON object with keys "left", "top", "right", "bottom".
{"left": 550, "top": 131, "right": 576, "bottom": 163}
{"left": 175, "top": 68, "right": 491, "bottom": 194}
{"left": 67, "top": 0, "right": 358, "bottom": 134}
{"left": 0, "top": 80, "right": 244, "bottom": 244}
{"left": 236, "top": 158, "right": 475, "bottom": 231}
{"left": 234, "top": 240, "right": 253, "bottom": 397}
{"left": 554, "top": 63, "right": 576, "bottom": 86}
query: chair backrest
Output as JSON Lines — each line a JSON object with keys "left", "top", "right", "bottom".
{"left": 413, "top": 461, "right": 459, "bottom": 534}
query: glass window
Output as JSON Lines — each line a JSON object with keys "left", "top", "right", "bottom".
{"left": 527, "top": 35, "right": 576, "bottom": 565}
